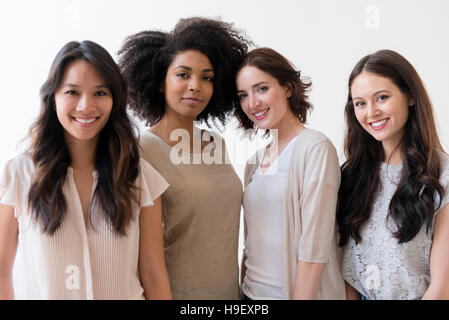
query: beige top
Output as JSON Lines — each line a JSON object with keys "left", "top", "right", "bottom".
{"left": 244, "top": 128, "right": 346, "bottom": 299}
{"left": 0, "top": 153, "right": 168, "bottom": 300}
{"left": 140, "top": 130, "right": 242, "bottom": 300}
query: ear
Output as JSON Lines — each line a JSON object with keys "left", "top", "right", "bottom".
{"left": 284, "top": 85, "right": 292, "bottom": 98}
{"left": 159, "top": 83, "right": 165, "bottom": 93}
{"left": 409, "top": 96, "right": 415, "bottom": 106}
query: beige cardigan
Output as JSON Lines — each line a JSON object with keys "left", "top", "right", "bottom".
{"left": 243, "top": 128, "right": 346, "bottom": 299}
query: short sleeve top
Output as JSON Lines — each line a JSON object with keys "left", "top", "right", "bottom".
{"left": 140, "top": 130, "right": 242, "bottom": 300}
{"left": 342, "top": 151, "right": 449, "bottom": 300}
{"left": 0, "top": 153, "right": 168, "bottom": 300}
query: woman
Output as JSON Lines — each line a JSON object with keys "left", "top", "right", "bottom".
{"left": 337, "top": 49, "right": 449, "bottom": 300}
{"left": 118, "top": 17, "right": 250, "bottom": 299}
{"left": 235, "top": 47, "right": 346, "bottom": 300}
{"left": 0, "top": 41, "right": 171, "bottom": 300}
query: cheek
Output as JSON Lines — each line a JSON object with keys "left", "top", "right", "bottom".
{"left": 353, "top": 110, "right": 367, "bottom": 127}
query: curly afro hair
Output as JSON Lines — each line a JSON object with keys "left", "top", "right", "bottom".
{"left": 234, "top": 47, "right": 313, "bottom": 133}
{"left": 118, "top": 17, "right": 252, "bottom": 126}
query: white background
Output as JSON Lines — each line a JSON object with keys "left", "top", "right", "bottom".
{"left": 1, "top": 0, "right": 448, "bottom": 293}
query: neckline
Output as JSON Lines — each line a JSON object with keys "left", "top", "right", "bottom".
{"left": 144, "top": 129, "right": 217, "bottom": 155}
{"left": 257, "top": 132, "right": 301, "bottom": 175}
{"left": 67, "top": 166, "right": 99, "bottom": 179}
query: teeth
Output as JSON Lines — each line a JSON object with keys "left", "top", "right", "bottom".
{"left": 254, "top": 109, "right": 268, "bottom": 117}
{"left": 371, "top": 119, "right": 387, "bottom": 128}
{"left": 75, "top": 117, "right": 96, "bottom": 124}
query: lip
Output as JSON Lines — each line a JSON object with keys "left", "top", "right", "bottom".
{"left": 369, "top": 118, "right": 389, "bottom": 131}
{"left": 252, "top": 108, "right": 269, "bottom": 121}
{"left": 72, "top": 116, "right": 99, "bottom": 127}
{"left": 182, "top": 97, "right": 202, "bottom": 104}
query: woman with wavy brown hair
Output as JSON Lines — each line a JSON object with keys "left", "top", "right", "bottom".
{"left": 236, "top": 48, "right": 345, "bottom": 300}
{"left": 337, "top": 49, "right": 449, "bottom": 300}
{"left": 0, "top": 41, "right": 171, "bottom": 299}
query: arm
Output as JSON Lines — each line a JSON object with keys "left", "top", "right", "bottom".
{"left": 138, "top": 197, "right": 172, "bottom": 300}
{"left": 292, "top": 261, "right": 325, "bottom": 299}
{"left": 422, "top": 203, "right": 449, "bottom": 300}
{"left": 0, "top": 204, "right": 18, "bottom": 300}
{"left": 345, "top": 281, "right": 361, "bottom": 300}
{"left": 240, "top": 254, "right": 247, "bottom": 298}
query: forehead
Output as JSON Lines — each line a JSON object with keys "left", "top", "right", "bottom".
{"left": 351, "top": 71, "right": 398, "bottom": 97}
{"left": 169, "top": 50, "right": 213, "bottom": 70}
{"left": 236, "top": 66, "right": 277, "bottom": 88}
{"left": 61, "top": 59, "right": 105, "bottom": 84}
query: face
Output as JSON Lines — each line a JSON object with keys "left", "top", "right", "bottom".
{"left": 236, "top": 66, "right": 292, "bottom": 130}
{"left": 163, "top": 50, "right": 214, "bottom": 120}
{"left": 351, "top": 71, "right": 411, "bottom": 151}
{"left": 54, "top": 59, "right": 113, "bottom": 146}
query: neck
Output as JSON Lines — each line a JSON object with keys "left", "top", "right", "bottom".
{"left": 382, "top": 141, "right": 402, "bottom": 165}
{"left": 156, "top": 112, "right": 198, "bottom": 142}
{"left": 270, "top": 114, "right": 304, "bottom": 145}
{"left": 66, "top": 135, "right": 97, "bottom": 171}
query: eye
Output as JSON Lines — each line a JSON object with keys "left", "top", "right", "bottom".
{"left": 176, "top": 73, "right": 189, "bottom": 79}
{"left": 65, "top": 90, "right": 78, "bottom": 95}
{"left": 202, "top": 75, "right": 214, "bottom": 82}
{"left": 94, "top": 90, "right": 108, "bottom": 96}
{"left": 353, "top": 100, "right": 365, "bottom": 107}
{"left": 377, "top": 95, "right": 389, "bottom": 102}
{"left": 238, "top": 93, "right": 247, "bottom": 101}
{"left": 257, "top": 86, "right": 268, "bottom": 93}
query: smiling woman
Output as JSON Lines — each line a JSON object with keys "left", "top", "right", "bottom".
{"left": 0, "top": 41, "right": 172, "bottom": 300}
{"left": 337, "top": 49, "right": 449, "bottom": 300}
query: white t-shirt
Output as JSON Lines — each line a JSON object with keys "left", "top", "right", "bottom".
{"left": 0, "top": 153, "right": 168, "bottom": 300}
{"left": 242, "top": 135, "right": 297, "bottom": 299}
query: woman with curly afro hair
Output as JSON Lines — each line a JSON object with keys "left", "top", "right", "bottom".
{"left": 118, "top": 17, "right": 251, "bottom": 300}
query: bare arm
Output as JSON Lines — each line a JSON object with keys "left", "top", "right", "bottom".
{"left": 0, "top": 204, "right": 18, "bottom": 300}
{"left": 345, "top": 281, "right": 361, "bottom": 300}
{"left": 422, "top": 203, "right": 449, "bottom": 300}
{"left": 292, "top": 261, "right": 325, "bottom": 299}
{"left": 138, "top": 197, "right": 172, "bottom": 300}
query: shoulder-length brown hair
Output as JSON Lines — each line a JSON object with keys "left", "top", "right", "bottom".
{"left": 234, "top": 47, "right": 312, "bottom": 132}
{"left": 28, "top": 40, "right": 140, "bottom": 236}
{"left": 337, "top": 49, "right": 445, "bottom": 246}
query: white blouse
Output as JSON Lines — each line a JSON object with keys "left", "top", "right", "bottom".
{"left": 0, "top": 153, "right": 169, "bottom": 300}
{"left": 242, "top": 135, "right": 297, "bottom": 299}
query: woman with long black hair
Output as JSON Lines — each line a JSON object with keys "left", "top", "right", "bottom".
{"left": 0, "top": 41, "right": 171, "bottom": 299}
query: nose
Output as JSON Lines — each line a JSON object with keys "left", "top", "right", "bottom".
{"left": 366, "top": 101, "right": 379, "bottom": 118}
{"left": 248, "top": 94, "right": 261, "bottom": 111}
{"left": 76, "top": 94, "right": 96, "bottom": 113}
{"left": 188, "top": 77, "right": 201, "bottom": 92}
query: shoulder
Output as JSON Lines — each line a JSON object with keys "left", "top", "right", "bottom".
{"left": 294, "top": 128, "right": 338, "bottom": 158}
{"left": 1, "top": 153, "right": 34, "bottom": 180}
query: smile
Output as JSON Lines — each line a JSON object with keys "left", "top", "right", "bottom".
{"left": 252, "top": 108, "right": 269, "bottom": 120}
{"left": 369, "top": 118, "right": 389, "bottom": 130}
{"left": 73, "top": 117, "right": 99, "bottom": 127}
{"left": 182, "top": 97, "right": 202, "bottom": 104}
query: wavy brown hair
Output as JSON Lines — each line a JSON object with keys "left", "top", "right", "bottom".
{"left": 234, "top": 47, "right": 313, "bottom": 133}
{"left": 337, "top": 49, "right": 445, "bottom": 246}
{"left": 28, "top": 40, "right": 140, "bottom": 236}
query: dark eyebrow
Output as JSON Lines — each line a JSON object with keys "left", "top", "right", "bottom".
{"left": 174, "top": 65, "right": 214, "bottom": 73}
{"left": 61, "top": 84, "right": 109, "bottom": 89}
{"left": 237, "top": 81, "right": 269, "bottom": 93}
{"left": 353, "top": 89, "right": 392, "bottom": 100}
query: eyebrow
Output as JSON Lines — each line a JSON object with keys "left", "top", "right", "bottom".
{"left": 62, "top": 83, "right": 109, "bottom": 89}
{"left": 174, "top": 65, "right": 214, "bottom": 73}
{"left": 352, "top": 89, "right": 392, "bottom": 100}
{"left": 237, "top": 81, "right": 269, "bottom": 93}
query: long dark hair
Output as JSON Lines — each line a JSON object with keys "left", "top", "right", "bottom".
{"left": 337, "top": 49, "right": 445, "bottom": 245}
{"left": 28, "top": 40, "right": 140, "bottom": 236}
{"left": 234, "top": 47, "right": 313, "bottom": 132}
